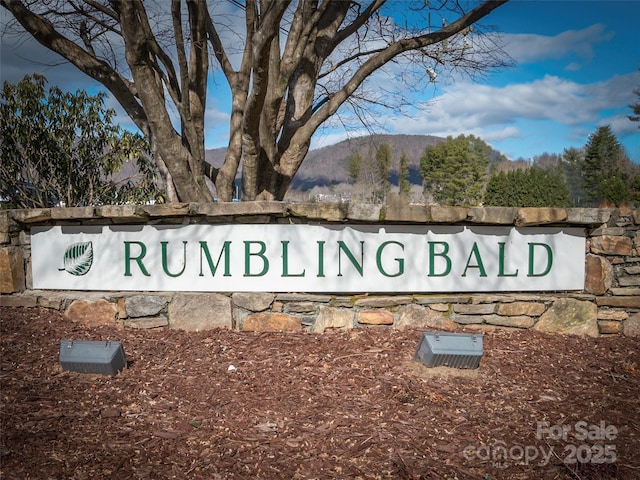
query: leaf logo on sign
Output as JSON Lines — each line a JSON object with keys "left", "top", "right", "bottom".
{"left": 59, "top": 242, "right": 93, "bottom": 276}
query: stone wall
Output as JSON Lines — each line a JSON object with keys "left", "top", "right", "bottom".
{"left": 1, "top": 200, "right": 639, "bottom": 337}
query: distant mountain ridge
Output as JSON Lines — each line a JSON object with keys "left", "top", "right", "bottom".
{"left": 296, "top": 134, "right": 445, "bottom": 189}
{"left": 205, "top": 133, "right": 446, "bottom": 191}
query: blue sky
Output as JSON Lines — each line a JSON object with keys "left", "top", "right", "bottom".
{"left": 382, "top": 0, "right": 640, "bottom": 163}
{"left": 1, "top": 1, "right": 639, "bottom": 163}
{"left": 432, "top": 0, "right": 640, "bottom": 162}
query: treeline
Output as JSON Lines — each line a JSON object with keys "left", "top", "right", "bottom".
{"left": 3, "top": 75, "right": 639, "bottom": 209}
{"left": 343, "top": 126, "right": 639, "bottom": 207}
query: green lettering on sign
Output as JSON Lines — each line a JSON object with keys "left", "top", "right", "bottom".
{"left": 317, "top": 241, "right": 326, "bottom": 277}
{"left": 244, "top": 241, "right": 269, "bottom": 277}
{"left": 376, "top": 241, "right": 405, "bottom": 277}
{"left": 337, "top": 241, "right": 364, "bottom": 276}
{"left": 528, "top": 243, "right": 553, "bottom": 277}
{"left": 462, "top": 242, "right": 487, "bottom": 277}
{"left": 498, "top": 242, "right": 519, "bottom": 277}
{"left": 199, "top": 241, "right": 231, "bottom": 276}
{"left": 428, "top": 241, "right": 451, "bottom": 277}
{"left": 161, "top": 241, "right": 187, "bottom": 277}
{"left": 124, "top": 241, "right": 150, "bottom": 277}
{"left": 281, "top": 241, "right": 305, "bottom": 277}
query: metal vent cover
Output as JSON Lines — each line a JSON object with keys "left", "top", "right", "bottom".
{"left": 413, "top": 332, "right": 483, "bottom": 369}
{"left": 60, "top": 340, "right": 126, "bottom": 376}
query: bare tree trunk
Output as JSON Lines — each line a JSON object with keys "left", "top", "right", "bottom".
{"left": 118, "top": 1, "right": 213, "bottom": 203}
{"left": 151, "top": 143, "right": 179, "bottom": 203}
{"left": 3, "top": 0, "right": 510, "bottom": 204}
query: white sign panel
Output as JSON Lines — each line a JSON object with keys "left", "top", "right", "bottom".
{"left": 31, "top": 224, "right": 585, "bottom": 293}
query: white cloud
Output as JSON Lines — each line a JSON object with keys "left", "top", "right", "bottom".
{"left": 481, "top": 126, "right": 521, "bottom": 142}
{"left": 387, "top": 70, "right": 640, "bottom": 137}
{"left": 604, "top": 114, "right": 639, "bottom": 136}
{"left": 502, "top": 24, "right": 614, "bottom": 64}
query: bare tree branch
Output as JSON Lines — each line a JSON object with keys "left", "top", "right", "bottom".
{"left": 2, "top": 0, "right": 511, "bottom": 202}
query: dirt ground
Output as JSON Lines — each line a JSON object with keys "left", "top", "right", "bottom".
{"left": 1, "top": 306, "right": 639, "bottom": 480}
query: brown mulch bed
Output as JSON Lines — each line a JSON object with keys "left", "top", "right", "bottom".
{"left": 1, "top": 306, "right": 639, "bottom": 479}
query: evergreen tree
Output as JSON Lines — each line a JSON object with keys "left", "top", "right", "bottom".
{"left": 560, "top": 147, "right": 586, "bottom": 207}
{"left": 582, "top": 125, "right": 630, "bottom": 206}
{"left": 398, "top": 151, "right": 411, "bottom": 198}
{"left": 630, "top": 176, "right": 640, "bottom": 206}
{"left": 483, "top": 171, "right": 510, "bottom": 206}
{"left": 0, "top": 74, "right": 161, "bottom": 208}
{"left": 346, "top": 151, "right": 362, "bottom": 184}
{"left": 484, "top": 167, "right": 571, "bottom": 207}
{"left": 375, "top": 143, "right": 392, "bottom": 202}
{"left": 420, "top": 134, "right": 490, "bottom": 205}
{"left": 599, "top": 175, "right": 629, "bottom": 206}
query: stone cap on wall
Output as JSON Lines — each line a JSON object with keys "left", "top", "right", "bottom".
{"left": 2, "top": 200, "right": 637, "bottom": 228}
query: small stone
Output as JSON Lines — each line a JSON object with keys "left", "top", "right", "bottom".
{"left": 125, "top": 295, "right": 170, "bottom": 318}
{"left": 314, "top": 306, "right": 353, "bottom": 333}
{"left": 496, "top": 302, "right": 546, "bottom": 317}
{"left": 169, "top": 293, "right": 232, "bottom": 331}
{"left": 51, "top": 206, "right": 94, "bottom": 220}
{"left": 566, "top": 208, "right": 612, "bottom": 225}
{"left": 241, "top": 313, "right": 302, "bottom": 332}
{"left": 453, "top": 303, "right": 495, "bottom": 315}
{"left": 430, "top": 206, "right": 468, "bottom": 223}
{"left": 0, "top": 293, "right": 38, "bottom": 307}
{"left": 618, "top": 276, "right": 640, "bottom": 287}
{"left": 584, "top": 254, "right": 613, "bottom": 295}
{"left": 625, "top": 265, "right": 640, "bottom": 275}
{"left": 357, "top": 310, "right": 394, "bottom": 325}
{"left": 623, "top": 314, "right": 640, "bottom": 337}
{"left": 124, "top": 316, "right": 169, "bottom": 329}
{"left": 516, "top": 208, "right": 567, "bottom": 225}
{"left": 347, "top": 203, "right": 383, "bottom": 222}
{"left": 37, "top": 295, "right": 63, "bottom": 310}
{"left": 596, "top": 296, "right": 640, "bottom": 309}
{"left": 429, "top": 303, "right": 450, "bottom": 312}
{"left": 598, "top": 320, "right": 621, "bottom": 335}
{"left": 384, "top": 195, "right": 430, "bottom": 222}
{"left": 354, "top": 296, "right": 413, "bottom": 307}
{"left": 534, "top": 298, "right": 598, "bottom": 337}
{"left": 484, "top": 314, "right": 535, "bottom": 329}
{"left": 590, "top": 236, "right": 632, "bottom": 256}
{"left": 64, "top": 299, "right": 117, "bottom": 327}
{"left": 468, "top": 207, "right": 517, "bottom": 224}
{"left": 597, "top": 310, "right": 628, "bottom": 321}
{"left": 232, "top": 292, "right": 274, "bottom": 312}
{"left": 415, "top": 295, "right": 471, "bottom": 305}
{"left": 95, "top": 204, "right": 140, "bottom": 221}
{"left": 395, "top": 304, "right": 457, "bottom": 331}
{"left": 288, "top": 203, "right": 347, "bottom": 222}
{"left": 287, "top": 302, "right": 317, "bottom": 313}
{"left": 0, "top": 246, "right": 24, "bottom": 293}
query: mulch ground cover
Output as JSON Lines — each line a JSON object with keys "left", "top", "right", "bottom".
{"left": 1, "top": 306, "right": 639, "bottom": 479}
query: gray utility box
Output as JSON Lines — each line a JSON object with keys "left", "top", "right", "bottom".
{"left": 59, "top": 340, "right": 126, "bottom": 376}
{"left": 413, "top": 332, "right": 483, "bottom": 369}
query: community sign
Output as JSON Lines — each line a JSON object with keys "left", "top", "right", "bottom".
{"left": 31, "top": 224, "right": 585, "bottom": 293}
